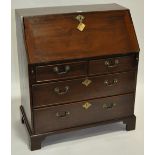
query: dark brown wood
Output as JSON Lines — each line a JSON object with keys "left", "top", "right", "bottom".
{"left": 30, "top": 136, "right": 45, "bottom": 151}
{"left": 32, "top": 70, "right": 137, "bottom": 108}
{"left": 16, "top": 4, "right": 139, "bottom": 151}
{"left": 16, "top": 13, "right": 33, "bottom": 130}
{"left": 20, "top": 108, "right": 25, "bottom": 124}
{"left": 89, "top": 54, "right": 138, "bottom": 75}
{"left": 20, "top": 105, "right": 136, "bottom": 151}
{"left": 23, "top": 10, "right": 139, "bottom": 64}
{"left": 33, "top": 93, "right": 135, "bottom": 134}
{"left": 123, "top": 114, "right": 136, "bottom": 131}
{"left": 20, "top": 106, "right": 45, "bottom": 151}
{"left": 35, "top": 61, "right": 88, "bottom": 82}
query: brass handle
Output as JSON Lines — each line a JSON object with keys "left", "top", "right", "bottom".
{"left": 104, "top": 79, "right": 118, "bottom": 86}
{"left": 56, "top": 111, "right": 70, "bottom": 118}
{"left": 53, "top": 65, "right": 70, "bottom": 75}
{"left": 105, "top": 59, "right": 119, "bottom": 68}
{"left": 103, "top": 103, "right": 116, "bottom": 109}
{"left": 54, "top": 86, "right": 69, "bottom": 95}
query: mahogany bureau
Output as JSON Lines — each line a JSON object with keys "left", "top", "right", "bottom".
{"left": 15, "top": 4, "right": 140, "bottom": 151}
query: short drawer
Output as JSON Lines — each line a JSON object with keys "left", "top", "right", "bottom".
{"left": 89, "top": 54, "right": 138, "bottom": 75}
{"left": 35, "top": 61, "right": 87, "bottom": 82}
{"left": 34, "top": 93, "right": 135, "bottom": 134}
{"left": 32, "top": 71, "right": 137, "bottom": 108}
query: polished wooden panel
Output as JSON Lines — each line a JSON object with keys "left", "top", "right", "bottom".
{"left": 36, "top": 61, "right": 87, "bottom": 82}
{"left": 16, "top": 4, "right": 140, "bottom": 150}
{"left": 23, "top": 10, "right": 139, "bottom": 64}
{"left": 33, "top": 93, "right": 135, "bottom": 134}
{"left": 89, "top": 54, "right": 138, "bottom": 75}
{"left": 32, "top": 71, "right": 137, "bottom": 108}
{"left": 16, "top": 12, "right": 33, "bottom": 130}
{"left": 20, "top": 105, "right": 136, "bottom": 151}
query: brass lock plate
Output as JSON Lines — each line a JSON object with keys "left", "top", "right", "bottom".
{"left": 83, "top": 102, "right": 92, "bottom": 110}
{"left": 77, "top": 22, "right": 86, "bottom": 31}
{"left": 82, "top": 79, "right": 92, "bottom": 87}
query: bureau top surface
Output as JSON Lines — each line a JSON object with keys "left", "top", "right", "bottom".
{"left": 16, "top": 4, "right": 127, "bottom": 16}
{"left": 16, "top": 4, "right": 140, "bottom": 64}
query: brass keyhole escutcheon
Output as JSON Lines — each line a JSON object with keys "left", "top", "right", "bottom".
{"left": 83, "top": 102, "right": 92, "bottom": 110}
{"left": 76, "top": 15, "right": 86, "bottom": 31}
{"left": 82, "top": 79, "right": 92, "bottom": 87}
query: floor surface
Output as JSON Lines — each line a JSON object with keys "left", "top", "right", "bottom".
{"left": 11, "top": 81, "right": 143, "bottom": 155}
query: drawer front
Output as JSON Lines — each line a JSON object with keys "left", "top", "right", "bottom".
{"left": 36, "top": 61, "right": 87, "bottom": 82}
{"left": 89, "top": 55, "right": 138, "bottom": 75}
{"left": 32, "top": 71, "right": 137, "bottom": 108}
{"left": 34, "top": 93, "right": 135, "bottom": 134}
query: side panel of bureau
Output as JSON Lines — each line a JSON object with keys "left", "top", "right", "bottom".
{"left": 33, "top": 93, "right": 135, "bottom": 134}
{"left": 15, "top": 13, "right": 33, "bottom": 130}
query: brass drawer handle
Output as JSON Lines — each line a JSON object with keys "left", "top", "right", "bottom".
{"left": 56, "top": 111, "right": 70, "bottom": 118}
{"left": 103, "top": 103, "right": 116, "bottom": 109}
{"left": 54, "top": 86, "right": 69, "bottom": 95}
{"left": 104, "top": 79, "right": 118, "bottom": 86}
{"left": 53, "top": 65, "right": 70, "bottom": 75}
{"left": 105, "top": 59, "right": 119, "bottom": 68}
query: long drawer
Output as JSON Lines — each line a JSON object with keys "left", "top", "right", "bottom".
{"left": 32, "top": 71, "right": 137, "bottom": 108}
{"left": 33, "top": 93, "right": 135, "bottom": 134}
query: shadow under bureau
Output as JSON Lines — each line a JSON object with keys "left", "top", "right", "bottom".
{"left": 15, "top": 4, "right": 140, "bottom": 151}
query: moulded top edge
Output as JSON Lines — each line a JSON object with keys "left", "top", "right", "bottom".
{"left": 15, "top": 3, "right": 128, "bottom": 17}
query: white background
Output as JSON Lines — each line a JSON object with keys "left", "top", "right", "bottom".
{"left": 10, "top": 0, "right": 145, "bottom": 155}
